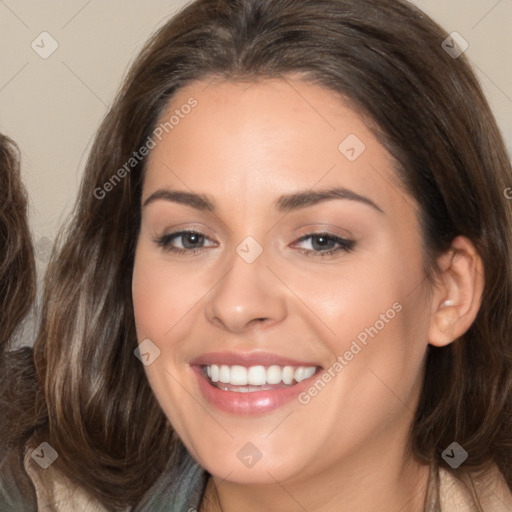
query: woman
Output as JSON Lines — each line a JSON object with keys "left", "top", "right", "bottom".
{"left": 1, "top": 0, "right": 511, "bottom": 510}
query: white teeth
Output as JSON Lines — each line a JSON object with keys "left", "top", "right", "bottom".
{"left": 304, "top": 367, "right": 316, "bottom": 379}
{"left": 230, "top": 365, "right": 247, "bottom": 385}
{"left": 247, "top": 366, "right": 266, "bottom": 386}
{"left": 219, "top": 365, "right": 230, "bottom": 383}
{"left": 294, "top": 367, "right": 306, "bottom": 383}
{"left": 205, "top": 364, "right": 318, "bottom": 387}
{"left": 266, "top": 365, "right": 282, "bottom": 384}
{"left": 282, "top": 366, "right": 294, "bottom": 385}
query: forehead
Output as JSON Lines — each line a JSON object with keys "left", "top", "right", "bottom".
{"left": 144, "top": 77, "right": 416, "bottom": 220}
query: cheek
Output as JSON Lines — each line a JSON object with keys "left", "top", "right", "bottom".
{"left": 132, "top": 242, "right": 195, "bottom": 333}
{"left": 298, "top": 246, "right": 428, "bottom": 385}
{"left": 131, "top": 247, "right": 191, "bottom": 422}
{"left": 277, "top": 254, "right": 401, "bottom": 349}
{"left": 132, "top": 245, "right": 177, "bottom": 339}
{"left": 291, "top": 230, "right": 414, "bottom": 340}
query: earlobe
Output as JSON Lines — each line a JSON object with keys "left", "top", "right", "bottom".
{"left": 427, "top": 236, "right": 485, "bottom": 348}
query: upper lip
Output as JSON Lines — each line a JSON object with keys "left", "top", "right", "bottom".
{"left": 190, "top": 351, "right": 322, "bottom": 368}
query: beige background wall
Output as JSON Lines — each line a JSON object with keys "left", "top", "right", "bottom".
{"left": 1, "top": 0, "right": 511, "bottom": 345}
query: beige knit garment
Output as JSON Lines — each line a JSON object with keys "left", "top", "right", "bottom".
{"left": 23, "top": 442, "right": 109, "bottom": 512}
{"left": 437, "top": 466, "right": 512, "bottom": 511}
{"left": 23, "top": 441, "right": 512, "bottom": 511}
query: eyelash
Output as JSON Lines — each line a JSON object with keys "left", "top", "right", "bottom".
{"left": 154, "top": 230, "right": 356, "bottom": 258}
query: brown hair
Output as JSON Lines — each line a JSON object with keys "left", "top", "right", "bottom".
{"left": 5, "top": 0, "right": 512, "bottom": 510}
{"left": 0, "top": 134, "right": 41, "bottom": 459}
{"left": 0, "top": 134, "right": 35, "bottom": 349}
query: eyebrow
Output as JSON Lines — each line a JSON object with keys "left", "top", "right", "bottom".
{"left": 142, "top": 187, "right": 384, "bottom": 214}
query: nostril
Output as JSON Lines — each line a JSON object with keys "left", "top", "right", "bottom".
{"left": 250, "top": 317, "right": 269, "bottom": 327}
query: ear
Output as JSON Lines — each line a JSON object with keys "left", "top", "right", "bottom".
{"left": 427, "top": 235, "right": 485, "bottom": 347}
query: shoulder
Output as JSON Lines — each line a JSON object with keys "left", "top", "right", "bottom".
{"left": 0, "top": 347, "right": 39, "bottom": 511}
{"left": 22, "top": 435, "right": 207, "bottom": 512}
{"left": 0, "top": 437, "right": 37, "bottom": 511}
{"left": 1, "top": 347, "right": 109, "bottom": 512}
{"left": 23, "top": 436, "right": 112, "bottom": 512}
{"left": 439, "top": 464, "right": 512, "bottom": 511}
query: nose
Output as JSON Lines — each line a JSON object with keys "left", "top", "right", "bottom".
{"left": 204, "top": 244, "right": 287, "bottom": 334}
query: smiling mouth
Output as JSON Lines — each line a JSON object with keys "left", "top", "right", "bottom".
{"left": 201, "top": 364, "right": 320, "bottom": 392}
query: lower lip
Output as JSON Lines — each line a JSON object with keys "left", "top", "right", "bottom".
{"left": 192, "top": 366, "right": 319, "bottom": 415}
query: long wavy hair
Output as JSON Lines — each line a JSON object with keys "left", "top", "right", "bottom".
{"left": 4, "top": 0, "right": 512, "bottom": 510}
{"left": 0, "top": 134, "right": 35, "bottom": 348}
{"left": 0, "top": 133, "right": 39, "bottom": 457}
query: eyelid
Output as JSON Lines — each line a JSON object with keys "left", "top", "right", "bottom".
{"left": 153, "top": 221, "right": 216, "bottom": 241}
{"left": 293, "top": 223, "right": 354, "bottom": 239}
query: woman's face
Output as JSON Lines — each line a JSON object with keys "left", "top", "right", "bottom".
{"left": 132, "top": 77, "right": 434, "bottom": 485}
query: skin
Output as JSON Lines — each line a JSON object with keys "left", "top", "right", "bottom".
{"left": 132, "top": 76, "right": 484, "bottom": 512}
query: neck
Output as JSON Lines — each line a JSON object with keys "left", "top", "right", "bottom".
{"left": 202, "top": 438, "right": 431, "bottom": 512}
